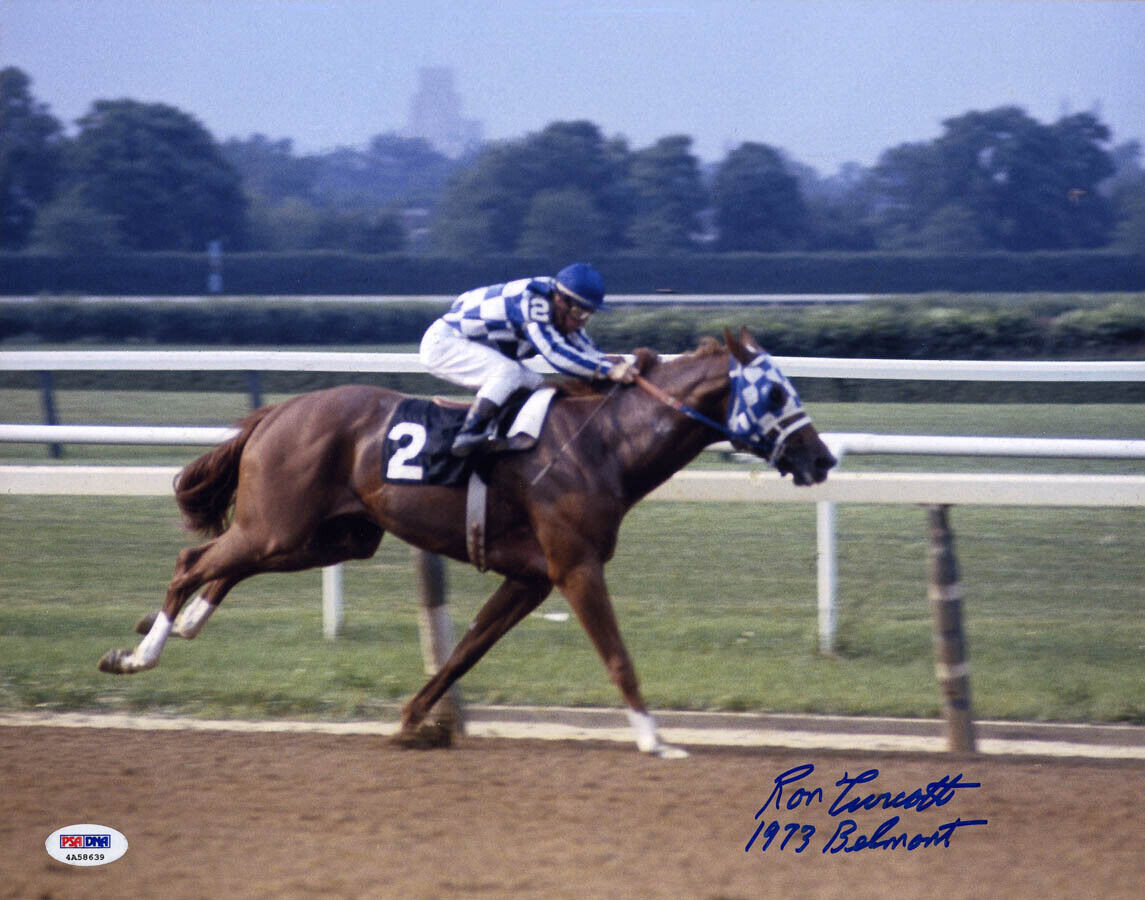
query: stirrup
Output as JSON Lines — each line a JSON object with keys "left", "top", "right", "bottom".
{"left": 451, "top": 424, "right": 498, "bottom": 458}
{"left": 451, "top": 397, "right": 502, "bottom": 458}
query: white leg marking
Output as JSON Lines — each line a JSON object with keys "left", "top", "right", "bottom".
{"left": 124, "top": 611, "right": 173, "bottom": 671}
{"left": 173, "top": 595, "right": 215, "bottom": 639}
{"left": 627, "top": 709, "right": 689, "bottom": 759}
{"left": 627, "top": 709, "right": 660, "bottom": 752}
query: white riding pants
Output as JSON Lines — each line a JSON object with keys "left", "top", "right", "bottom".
{"left": 419, "top": 319, "right": 544, "bottom": 406}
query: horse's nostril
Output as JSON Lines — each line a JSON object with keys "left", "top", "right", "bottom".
{"left": 811, "top": 455, "right": 835, "bottom": 483}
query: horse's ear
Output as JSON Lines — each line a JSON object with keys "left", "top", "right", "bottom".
{"left": 739, "top": 326, "right": 763, "bottom": 354}
{"left": 724, "top": 327, "right": 754, "bottom": 364}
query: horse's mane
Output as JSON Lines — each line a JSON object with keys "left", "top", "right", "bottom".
{"left": 691, "top": 336, "right": 724, "bottom": 358}
{"left": 553, "top": 338, "right": 723, "bottom": 397}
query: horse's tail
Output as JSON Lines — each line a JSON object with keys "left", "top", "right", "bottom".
{"left": 174, "top": 405, "right": 275, "bottom": 537}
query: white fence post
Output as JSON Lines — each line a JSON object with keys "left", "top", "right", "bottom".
{"left": 817, "top": 500, "right": 838, "bottom": 656}
{"left": 322, "top": 565, "right": 343, "bottom": 639}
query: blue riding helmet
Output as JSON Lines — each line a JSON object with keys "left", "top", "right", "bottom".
{"left": 555, "top": 262, "right": 607, "bottom": 311}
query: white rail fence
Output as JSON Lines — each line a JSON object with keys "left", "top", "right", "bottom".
{"left": 6, "top": 348, "right": 1145, "bottom": 378}
{"left": 4, "top": 349, "right": 1145, "bottom": 657}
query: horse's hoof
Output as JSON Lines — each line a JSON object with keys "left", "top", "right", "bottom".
{"left": 134, "top": 612, "right": 158, "bottom": 635}
{"left": 97, "top": 649, "right": 132, "bottom": 674}
{"left": 391, "top": 721, "right": 455, "bottom": 749}
{"left": 649, "top": 743, "right": 689, "bottom": 760}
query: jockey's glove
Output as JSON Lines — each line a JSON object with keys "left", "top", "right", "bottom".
{"left": 606, "top": 358, "right": 638, "bottom": 383}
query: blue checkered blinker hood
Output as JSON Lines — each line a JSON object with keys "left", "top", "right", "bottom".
{"left": 727, "top": 352, "right": 811, "bottom": 462}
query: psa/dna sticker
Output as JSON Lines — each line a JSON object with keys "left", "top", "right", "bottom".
{"left": 45, "top": 824, "right": 128, "bottom": 866}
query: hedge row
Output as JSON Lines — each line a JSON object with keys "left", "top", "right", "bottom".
{"left": 0, "top": 300, "right": 439, "bottom": 346}
{"left": 3, "top": 296, "right": 1144, "bottom": 359}
{"left": 5, "top": 297, "right": 1142, "bottom": 403}
{"left": 593, "top": 301, "right": 1145, "bottom": 358}
{"left": 3, "top": 250, "right": 1145, "bottom": 295}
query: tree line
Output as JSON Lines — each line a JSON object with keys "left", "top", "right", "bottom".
{"left": 3, "top": 66, "right": 1144, "bottom": 259}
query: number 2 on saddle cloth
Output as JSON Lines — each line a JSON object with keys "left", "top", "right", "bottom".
{"left": 381, "top": 390, "right": 551, "bottom": 487}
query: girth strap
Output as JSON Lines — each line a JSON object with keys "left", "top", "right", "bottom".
{"left": 465, "top": 470, "right": 487, "bottom": 572}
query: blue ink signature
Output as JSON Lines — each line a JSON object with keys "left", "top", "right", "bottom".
{"left": 820, "top": 815, "right": 988, "bottom": 854}
{"left": 745, "top": 763, "right": 987, "bottom": 854}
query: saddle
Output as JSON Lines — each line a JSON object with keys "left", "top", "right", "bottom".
{"left": 381, "top": 387, "right": 557, "bottom": 572}
{"left": 380, "top": 387, "right": 556, "bottom": 489}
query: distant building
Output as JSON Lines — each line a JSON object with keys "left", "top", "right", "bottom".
{"left": 403, "top": 66, "right": 483, "bottom": 159}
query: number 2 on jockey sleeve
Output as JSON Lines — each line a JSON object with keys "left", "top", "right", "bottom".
{"left": 528, "top": 295, "right": 551, "bottom": 323}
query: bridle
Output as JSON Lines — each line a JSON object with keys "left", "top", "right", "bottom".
{"left": 633, "top": 356, "right": 811, "bottom": 465}
{"left": 529, "top": 350, "right": 811, "bottom": 487}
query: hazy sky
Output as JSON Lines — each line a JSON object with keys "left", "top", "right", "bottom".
{"left": 3, "top": 0, "right": 1143, "bottom": 174}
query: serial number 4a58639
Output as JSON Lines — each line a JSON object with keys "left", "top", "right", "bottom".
{"left": 66, "top": 853, "right": 105, "bottom": 862}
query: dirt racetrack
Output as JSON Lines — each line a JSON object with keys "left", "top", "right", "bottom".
{"left": 2, "top": 724, "right": 1142, "bottom": 900}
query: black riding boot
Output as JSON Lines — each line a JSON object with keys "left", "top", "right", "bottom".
{"left": 451, "top": 397, "right": 501, "bottom": 457}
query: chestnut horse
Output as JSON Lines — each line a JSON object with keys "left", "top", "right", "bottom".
{"left": 99, "top": 329, "right": 835, "bottom": 758}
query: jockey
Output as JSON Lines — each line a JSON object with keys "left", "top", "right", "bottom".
{"left": 420, "top": 262, "right": 637, "bottom": 457}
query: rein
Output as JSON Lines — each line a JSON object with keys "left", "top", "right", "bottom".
{"left": 633, "top": 372, "right": 808, "bottom": 464}
{"left": 529, "top": 382, "right": 622, "bottom": 486}
{"left": 633, "top": 374, "right": 730, "bottom": 439}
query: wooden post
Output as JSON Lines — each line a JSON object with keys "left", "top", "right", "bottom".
{"left": 413, "top": 549, "right": 464, "bottom": 734}
{"left": 39, "top": 371, "right": 62, "bottom": 459}
{"left": 926, "top": 505, "right": 977, "bottom": 753}
{"left": 245, "top": 371, "right": 263, "bottom": 410}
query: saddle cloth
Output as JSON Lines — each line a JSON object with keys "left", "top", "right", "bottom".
{"left": 381, "top": 387, "right": 556, "bottom": 487}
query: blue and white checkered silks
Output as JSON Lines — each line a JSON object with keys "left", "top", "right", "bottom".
{"left": 442, "top": 277, "right": 610, "bottom": 379}
{"left": 727, "top": 352, "right": 812, "bottom": 462}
